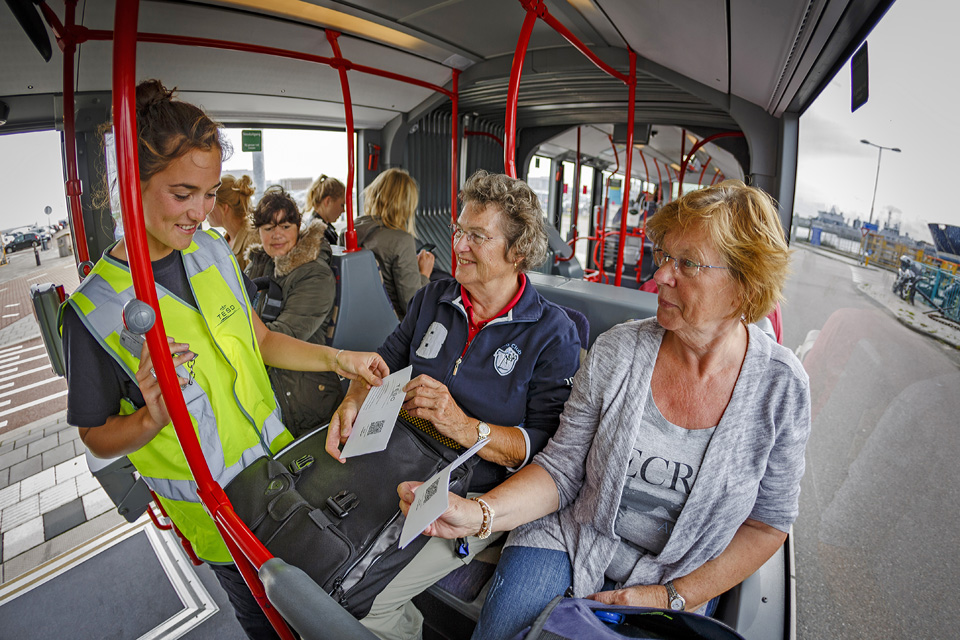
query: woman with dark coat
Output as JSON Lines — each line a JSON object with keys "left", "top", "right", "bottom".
{"left": 245, "top": 186, "right": 344, "bottom": 436}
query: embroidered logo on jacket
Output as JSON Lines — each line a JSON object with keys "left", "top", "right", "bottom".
{"left": 493, "top": 344, "right": 521, "bottom": 376}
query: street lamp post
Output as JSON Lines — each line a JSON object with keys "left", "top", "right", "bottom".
{"left": 861, "top": 139, "right": 901, "bottom": 227}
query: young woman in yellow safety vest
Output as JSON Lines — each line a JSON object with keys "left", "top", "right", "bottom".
{"left": 59, "top": 79, "right": 388, "bottom": 640}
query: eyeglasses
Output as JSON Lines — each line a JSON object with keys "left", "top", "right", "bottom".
{"left": 450, "top": 223, "right": 501, "bottom": 247}
{"left": 652, "top": 248, "right": 728, "bottom": 278}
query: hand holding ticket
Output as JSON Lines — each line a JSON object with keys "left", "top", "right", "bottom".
{"left": 398, "top": 438, "right": 490, "bottom": 549}
{"left": 340, "top": 365, "right": 413, "bottom": 458}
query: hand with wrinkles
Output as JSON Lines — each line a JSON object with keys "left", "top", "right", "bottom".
{"left": 402, "top": 374, "right": 474, "bottom": 446}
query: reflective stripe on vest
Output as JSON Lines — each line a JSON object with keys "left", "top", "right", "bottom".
{"left": 63, "top": 231, "right": 292, "bottom": 561}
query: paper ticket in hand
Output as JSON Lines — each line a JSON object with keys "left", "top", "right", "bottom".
{"left": 398, "top": 438, "right": 490, "bottom": 549}
{"left": 340, "top": 365, "right": 413, "bottom": 458}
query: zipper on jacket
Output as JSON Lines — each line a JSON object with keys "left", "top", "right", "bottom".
{"left": 452, "top": 357, "right": 462, "bottom": 376}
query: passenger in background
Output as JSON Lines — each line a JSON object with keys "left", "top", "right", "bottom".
{"left": 355, "top": 167, "right": 435, "bottom": 319}
{"left": 210, "top": 173, "right": 257, "bottom": 270}
{"left": 245, "top": 186, "right": 343, "bottom": 437}
{"left": 399, "top": 180, "right": 811, "bottom": 640}
{"left": 305, "top": 173, "right": 346, "bottom": 246}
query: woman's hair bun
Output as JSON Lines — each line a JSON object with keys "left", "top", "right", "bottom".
{"left": 235, "top": 174, "right": 256, "bottom": 198}
{"left": 135, "top": 79, "right": 175, "bottom": 115}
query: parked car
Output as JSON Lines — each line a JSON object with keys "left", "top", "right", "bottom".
{"left": 5, "top": 232, "right": 43, "bottom": 253}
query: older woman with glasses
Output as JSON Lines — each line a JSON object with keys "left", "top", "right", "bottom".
{"left": 326, "top": 170, "right": 582, "bottom": 640}
{"left": 399, "top": 180, "right": 812, "bottom": 640}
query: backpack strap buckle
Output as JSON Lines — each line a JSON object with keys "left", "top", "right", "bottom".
{"left": 326, "top": 490, "right": 360, "bottom": 518}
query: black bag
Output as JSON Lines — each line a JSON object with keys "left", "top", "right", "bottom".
{"left": 224, "top": 412, "right": 474, "bottom": 618}
{"left": 511, "top": 597, "right": 745, "bottom": 640}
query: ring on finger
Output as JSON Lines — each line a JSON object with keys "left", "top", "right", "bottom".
{"left": 150, "top": 367, "right": 156, "bottom": 379}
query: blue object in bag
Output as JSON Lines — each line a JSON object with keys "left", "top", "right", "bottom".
{"left": 511, "top": 596, "right": 745, "bottom": 640}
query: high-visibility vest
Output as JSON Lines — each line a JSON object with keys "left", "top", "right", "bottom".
{"left": 61, "top": 229, "right": 293, "bottom": 562}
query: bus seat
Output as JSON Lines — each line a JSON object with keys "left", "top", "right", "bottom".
{"left": 543, "top": 225, "right": 585, "bottom": 280}
{"left": 29, "top": 282, "right": 66, "bottom": 376}
{"left": 527, "top": 272, "right": 658, "bottom": 348}
{"left": 326, "top": 246, "right": 399, "bottom": 352}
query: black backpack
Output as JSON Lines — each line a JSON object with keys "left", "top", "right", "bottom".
{"left": 224, "top": 411, "right": 474, "bottom": 618}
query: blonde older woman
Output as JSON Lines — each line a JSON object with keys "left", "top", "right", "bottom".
{"left": 401, "top": 180, "right": 811, "bottom": 640}
{"left": 355, "top": 167, "right": 435, "bottom": 319}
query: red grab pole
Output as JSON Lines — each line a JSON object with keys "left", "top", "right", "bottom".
{"left": 55, "top": 0, "right": 91, "bottom": 270}
{"left": 571, "top": 126, "right": 581, "bottom": 242}
{"left": 505, "top": 9, "right": 537, "bottom": 177}
{"left": 451, "top": 69, "right": 460, "bottom": 276}
{"left": 613, "top": 49, "right": 636, "bottom": 287}
{"left": 111, "top": 5, "right": 291, "bottom": 637}
{"left": 698, "top": 156, "right": 712, "bottom": 187}
{"left": 327, "top": 31, "right": 358, "bottom": 252}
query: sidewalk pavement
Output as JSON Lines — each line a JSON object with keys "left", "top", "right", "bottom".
{"left": 795, "top": 242, "right": 960, "bottom": 349}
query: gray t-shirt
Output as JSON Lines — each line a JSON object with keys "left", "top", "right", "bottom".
{"left": 606, "top": 387, "right": 715, "bottom": 583}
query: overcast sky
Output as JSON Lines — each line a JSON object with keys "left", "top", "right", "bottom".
{"left": 0, "top": 0, "right": 949, "bottom": 242}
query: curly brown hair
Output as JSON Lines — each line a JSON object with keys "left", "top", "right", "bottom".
{"left": 459, "top": 170, "right": 547, "bottom": 272}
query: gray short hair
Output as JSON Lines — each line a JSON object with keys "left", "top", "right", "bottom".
{"left": 460, "top": 170, "right": 548, "bottom": 272}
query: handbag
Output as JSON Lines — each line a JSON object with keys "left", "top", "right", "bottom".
{"left": 225, "top": 410, "right": 475, "bottom": 618}
{"left": 511, "top": 596, "right": 745, "bottom": 640}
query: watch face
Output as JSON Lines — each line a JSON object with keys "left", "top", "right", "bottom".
{"left": 478, "top": 422, "right": 491, "bottom": 438}
{"left": 670, "top": 598, "right": 684, "bottom": 611}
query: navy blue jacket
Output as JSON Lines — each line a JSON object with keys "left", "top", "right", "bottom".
{"left": 378, "top": 275, "right": 581, "bottom": 491}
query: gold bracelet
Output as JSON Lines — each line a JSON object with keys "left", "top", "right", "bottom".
{"left": 471, "top": 496, "right": 494, "bottom": 539}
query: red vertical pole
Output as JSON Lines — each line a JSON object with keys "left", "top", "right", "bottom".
{"left": 678, "top": 129, "right": 687, "bottom": 197}
{"left": 571, "top": 126, "right": 580, "bottom": 242}
{"left": 451, "top": 69, "right": 460, "bottom": 276}
{"left": 698, "top": 157, "right": 712, "bottom": 187}
{"left": 112, "top": 8, "right": 291, "bottom": 637}
{"left": 505, "top": 10, "right": 537, "bottom": 178}
{"left": 653, "top": 158, "right": 663, "bottom": 203}
{"left": 613, "top": 50, "right": 636, "bottom": 287}
{"left": 327, "top": 31, "right": 358, "bottom": 252}
{"left": 61, "top": 0, "right": 91, "bottom": 270}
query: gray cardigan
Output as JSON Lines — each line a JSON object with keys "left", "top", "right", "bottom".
{"left": 508, "top": 318, "right": 811, "bottom": 598}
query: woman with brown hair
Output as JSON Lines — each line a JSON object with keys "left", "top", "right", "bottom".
{"left": 60, "top": 79, "right": 387, "bottom": 640}
{"left": 210, "top": 173, "right": 256, "bottom": 270}
{"left": 355, "top": 167, "right": 435, "bottom": 319}
{"left": 306, "top": 173, "right": 346, "bottom": 246}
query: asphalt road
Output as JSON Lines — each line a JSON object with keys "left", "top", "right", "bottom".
{"left": 783, "top": 246, "right": 960, "bottom": 639}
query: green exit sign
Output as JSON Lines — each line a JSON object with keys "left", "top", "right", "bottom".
{"left": 241, "top": 129, "right": 262, "bottom": 152}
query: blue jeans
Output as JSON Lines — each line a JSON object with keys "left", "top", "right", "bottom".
{"left": 471, "top": 546, "right": 573, "bottom": 640}
{"left": 471, "top": 547, "right": 722, "bottom": 640}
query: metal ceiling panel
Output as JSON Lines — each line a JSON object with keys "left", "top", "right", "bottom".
{"left": 594, "top": 0, "right": 730, "bottom": 94}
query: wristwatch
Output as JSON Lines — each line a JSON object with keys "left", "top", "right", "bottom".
{"left": 476, "top": 420, "right": 491, "bottom": 444}
{"left": 665, "top": 581, "right": 685, "bottom": 611}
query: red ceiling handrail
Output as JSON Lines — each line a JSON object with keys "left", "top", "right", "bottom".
{"left": 77, "top": 30, "right": 454, "bottom": 98}
{"left": 464, "top": 130, "right": 504, "bottom": 148}
{"left": 677, "top": 131, "right": 744, "bottom": 195}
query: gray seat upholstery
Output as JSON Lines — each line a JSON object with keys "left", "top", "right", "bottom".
{"left": 528, "top": 272, "right": 658, "bottom": 348}
{"left": 327, "top": 246, "right": 400, "bottom": 352}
